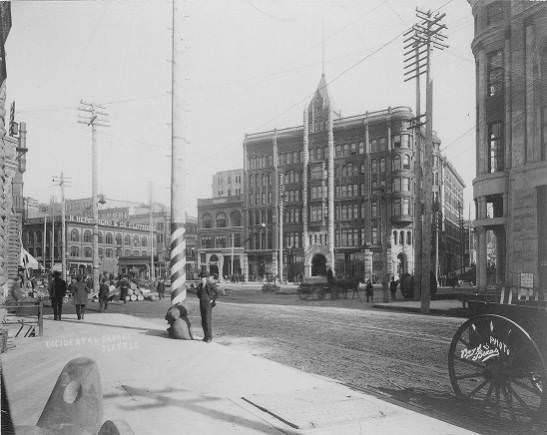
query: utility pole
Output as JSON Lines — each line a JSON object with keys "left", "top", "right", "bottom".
{"left": 170, "top": 0, "right": 188, "bottom": 300}
{"left": 43, "top": 212, "right": 47, "bottom": 270}
{"left": 149, "top": 181, "right": 155, "bottom": 282}
{"left": 53, "top": 172, "right": 71, "bottom": 281}
{"left": 403, "top": 8, "right": 448, "bottom": 313}
{"left": 279, "top": 172, "right": 284, "bottom": 283}
{"left": 78, "top": 100, "right": 110, "bottom": 294}
{"left": 231, "top": 232, "right": 235, "bottom": 279}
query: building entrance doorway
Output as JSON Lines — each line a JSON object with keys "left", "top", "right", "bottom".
{"left": 397, "top": 253, "right": 407, "bottom": 278}
{"left": 311, "top": 254, "right": 327, "bottom": 276}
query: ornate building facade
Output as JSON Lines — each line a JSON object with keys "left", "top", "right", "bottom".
{"left": 469, "top": 0, "right": 547, "bottom": 295}
{"left": 243, "top": 74, "right": 417, "bottom": 282}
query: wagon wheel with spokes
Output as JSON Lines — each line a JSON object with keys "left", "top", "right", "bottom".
{"left": 448, "top": 314, "right": 546, "bottom": 424}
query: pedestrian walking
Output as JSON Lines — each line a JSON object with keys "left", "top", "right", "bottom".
{"left": 196, "top": 272, "right": 218, "bottom": 343}
{"left": 365, "top": 279, "right": 374, "bottom": 303}
{"left": 49, "top": 271, "right": 67, "bottom": 320}
{"left": 72, "top": 275, "right": 90, "bottom": 320}
{"left": 99, "top": 279, "right": 109, "bottom": 311}
{"left": 390, "top": 276, "right": 399, "bottom": 301}
{"left": 156, "top": 278, "right": 165, "bottom": 300}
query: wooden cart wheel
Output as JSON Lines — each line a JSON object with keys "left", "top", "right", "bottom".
{"left": 448, "top": 314, "right": 546, "bottom": 423}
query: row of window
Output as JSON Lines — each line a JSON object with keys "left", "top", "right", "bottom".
{"left": 217, "top": 174, "right": 242, "bottom": 185}
{"left": 201, "top": 234, "right": 242, "bottom": 249}
{"left": 216, "top": 188, "right": 241, "bottom": 197}
{"left": 284, "top": 208, "right": 301, "bottom": 224}
{"left": 248, "top": 134, "right": 413, "bottom": 170}
{"left": 25, "top": 229, "right": 151, "bottom": 247}
{"left": 69, "top": 246, "right": 148, "bottom": 258}
{"left": 201, "top": 211, "right": 242, "bottom": 228}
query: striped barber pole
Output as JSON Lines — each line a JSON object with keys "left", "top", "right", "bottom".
{"left": 169, "top": 222, "right": 186, "bottom": 301}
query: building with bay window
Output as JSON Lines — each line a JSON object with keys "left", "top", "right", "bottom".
{"left": 469, "top": 0, "right": 547, "bottom": 295}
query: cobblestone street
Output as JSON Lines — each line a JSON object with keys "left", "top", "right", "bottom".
{"left": 49, "top": 292, "right": 545, "bottom": 435}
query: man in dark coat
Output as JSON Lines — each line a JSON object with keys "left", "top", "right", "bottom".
{"left": 365, "top": 279, "right": 374, "bottom": 303}
{"left": 49, "top": 271, "right": 67, "bottom": 321}
{"left": 99, "top": 279, "right": 110, "bottom": 311}
{"left": 389, "top": 276, "right": 399, "bottom": 301}
{"left": 196, "top": 273, "right": 218, "bottom": 342}
{"left": 156, "top": 279, "right": 165, "bottom": 300}
{"left": 72, "top": 275, "right": 90, "bottom": 320}
{"left": 119, "top": 276, "right": 129, "bottom": 303}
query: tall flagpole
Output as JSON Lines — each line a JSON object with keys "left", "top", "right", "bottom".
{"left": 170, "top": 0, "right": 187, "bottom": 301}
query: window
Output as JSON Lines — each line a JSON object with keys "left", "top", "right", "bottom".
{"left": 216, "top": 212, "right": 227, "bottom": 227}
{"left": 106, "top": 248, "right": 113, "bottom": 258}
{"left": 215, "top": 236, "right": 226, "bottom": 248}
{"left": 488, "top": 121, "right": 504, "bottom": 172}
{"left": 487, "top": 50, "right": 503, "bottom": 97}
{"left": 141, "top": 237, "right": 147, "bottom": 247}
{"left": 124, "top": 234, "right": 131, "bottom": 245}
{"left": 402, "top": 177, "right": 410, "bottom": 192}
{"left": 402, "top": 198, "right": 410, "bottom": 215}
{"left": 407, "top": 231, "right": 412, "bottom": 245}
{"left": 359, "top": 141, "right": 364, "bottom": 154}
{"left": 116, "top": 233, "right": 122, "bottom": 245}
{"left": 393, "top": 231, "right": 398, "bottom": 245}
{"left": 83, "top": 230, "right": 92, "bottom": 243}
{"left": 351, "top": 143, "right": 357, "bottom": 155}
{"left": 106, "top": 233, "right": 113, "bottom": 244}
{"left": 486, "top": 1, "right": 504, "bottom": 26}
{"left": 392, "top": 155, "right": 401, "bottom": 171}
{"left": 402, "top": 154, "right": 410, "bottom": 169}
{"left": 132, "top": 236, "right": 139, "bottom": 247}
{"left": 70, "top": 229, "right": 79, "bottom": 242}
{"left": 392, "top": 199, "right": 401, "bottom": 216}
{"left": 392, "top": 178, "right": 401, "bottom": 192}
{"left": 230, "top": 210, "right": 242, "bottom": 226}
{"left": 371, "top": 160, "right": 378, "bottom": 173}
{"left": 201, "top": 237, "right": 213, "bottom": 248}
{"left": 84, "top": 247, "right": 92, "bottom": 258}
{"left": 98, "top": 231, "right": 104, "bottom": 243}
{"left": 380, "top": 158, "right": 385, "bottom": 173}
{"left": 70, "top": 246, "right": 79, "bottom": 257}
{"left": 202, "top": 213, "right": 213, "bottom": 228}
{"left": 371, "top": 201, "right": 378, "bottom": 218}
{"left": 372, "top": 227, "right": 378, "bottom": 245}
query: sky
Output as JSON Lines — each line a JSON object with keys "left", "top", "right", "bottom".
{"left": 7, "top": 0, "right": 476, "bottom": 216}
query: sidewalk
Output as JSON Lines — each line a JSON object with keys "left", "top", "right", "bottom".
{"left": 2, "top": 313, "right": 476, "bottom": 434}
{"left": 374, "top": 299, "right": 468, "bottom": 316}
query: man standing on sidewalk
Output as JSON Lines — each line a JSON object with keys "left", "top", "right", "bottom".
{"left": 196, "top": 272, "right": 218, "bottom": 343}
{"left": 49, "top": 271, "right": 67, "bottom": 321}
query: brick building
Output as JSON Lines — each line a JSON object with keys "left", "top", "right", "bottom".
{"left": 243, "top": 74, "right": 418, "bottom": 282}
{"left": 212, "top": 169, "right": 243, "bottom": 198}
{"left": 23, "top": 215, "right": 155, "bottom": 278}
{"left": 197, "top": 195, "right": 244, "bottom": 279}
{"left": 469, "top": 0, "right": 547, "bottom": 295}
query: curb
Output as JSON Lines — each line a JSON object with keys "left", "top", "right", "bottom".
{"left": 373, "top": 303, "right": 470, "bottom": 317}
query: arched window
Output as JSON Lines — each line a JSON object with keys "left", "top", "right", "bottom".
{"left": 106, "top": 233, "right": 113, "bottom": 244}
{"left": 116, "top": 233, "right": 122, "bottom": 245}
{"left": 402, "top": 154, "right": 410, "bottom": 170}
{"left": 400, "top": 231, "right": 405, "bottom": 245}
{"left": 124, "top": 234, "right": 131, "bottom": 245}
{"left": 142, "top": 250, "right": 147, "bottom": 256}
{"left": 83, "top": 230, "right": 92, "bottom": 243}
{"left": 392, "top": 155, "right": 401, "bottom": 171}
{"left": 84, "top": 247, "right": 92, "bottom": 258}
{"left": 202, "top": 213, "right": 213, "bottom": 228}
{"left": 230, "top": 210, "right": 242, "bottom": 227}
{"left": 141, "top": 237, "right": 147, "bottom": 247}
{"left": 70, "top": 229, "right": 79, "bottom": 242}
{"left": 98, "top": 231, "right": 104, "bottom": 243}
{"left": 70, "top": 246, "right": 79, "bottom": 257}
{"left": 407, "top": 231, "right": 412, "bottom": 245}
{"left": 133, "top": 236, "right": 140, "bottom": 247}
{"left": 98, "top": 247, "right": 104, "bottom": 257}
{"left": 393, "top": 231, "right": 398, "bottom": 245}
{"left": 106, "top": 248, "right": 113, "bottom": 258}
{"left": 216, "top": 212, "right": 227, "bottom": 228}
{"left": 125, "top": 249, "right": 131, "bottom": 256}
{"left": 133, "top": 250, "right": 139, "bottom": 256}
{"left": 116, "top": 247, "right": 122, "bottom": 257}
